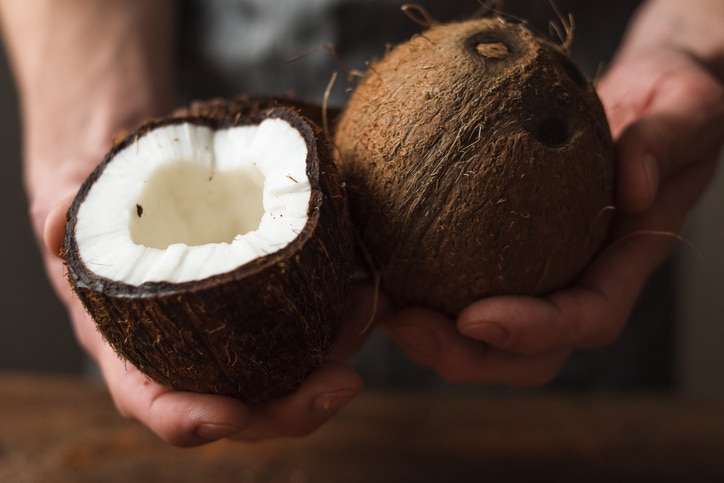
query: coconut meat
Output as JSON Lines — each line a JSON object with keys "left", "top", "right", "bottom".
{"left": 73, "top": 118, "right": 311, "bottom": 286}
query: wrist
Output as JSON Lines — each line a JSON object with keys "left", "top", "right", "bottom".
{"left": 619, "top": 0, "right": 724, "bottom": 79}
{"left": 2, "top": 0, "right": 177, "bottom": 242}
{"left": 23, "top": 90, "right": 173, "bottom": 245}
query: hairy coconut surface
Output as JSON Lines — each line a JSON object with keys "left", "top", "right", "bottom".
{"left": 65, "top": 101, "right": 354, "bottom": 404}
{"left": 175, "top": 95, "right": 340, "bottom": 130}
{"left": 335, "top": 16, "right": 615, "bottom": 315}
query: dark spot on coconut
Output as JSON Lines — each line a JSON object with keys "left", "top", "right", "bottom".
{"left": 136, "top": 204, "right": 143, "bottom": 218}
{"left": 533, "top": 117, "right": 570, "bottom": 149}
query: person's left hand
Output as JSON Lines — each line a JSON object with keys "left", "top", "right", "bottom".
{"left": 380, "top": 44, "right": 724, "bottom": 387}
{"left": 44, "top": 197, "right": 377, "bottom": 445}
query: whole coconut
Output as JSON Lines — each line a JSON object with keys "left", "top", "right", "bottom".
{"left": 335, "top": 16, "right": 615, "bottom": 316}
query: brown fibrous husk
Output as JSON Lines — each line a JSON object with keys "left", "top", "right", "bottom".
{"left": 334, "top": 16, "right": 615, "bottom": 315}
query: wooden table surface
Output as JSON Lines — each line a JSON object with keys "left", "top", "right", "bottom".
{"left": 2, "top": 373, "right": 724, "bottom": 483}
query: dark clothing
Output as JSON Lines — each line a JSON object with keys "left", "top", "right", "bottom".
{"left": 178, "top": 1, "right": 642, "bottom": 103}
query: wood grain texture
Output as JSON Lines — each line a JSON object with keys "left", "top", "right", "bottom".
{"left": 2, "top": 373, "right": 724, "bottom": 482}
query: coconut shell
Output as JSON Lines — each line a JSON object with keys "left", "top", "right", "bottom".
{"left": 335, "top": 17, "right": 615, "bottom": 316}
{"left": 65, "top": 101, "right": 355, "bottom": 405}
{"left": 176, "top": 95, "right": 341, "bottom": 131}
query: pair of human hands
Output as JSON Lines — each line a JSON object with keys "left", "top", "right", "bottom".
{"left": 42, "top": 44, "right": 723, "bottom": 446}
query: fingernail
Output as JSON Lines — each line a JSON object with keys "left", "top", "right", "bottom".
{"left": 394, "top": 325, "right": 439, "bottom": 357}
{"left": 460, "top": 322, "right": 509, "bottom": 347}
{"left": 194, "top": 423, "right": 243, "bottom": 442}
{"left": 312, "top": 389, "right": 358, "bottom": 414}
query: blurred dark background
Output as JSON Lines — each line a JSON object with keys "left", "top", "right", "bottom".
{"left": 0, "top": 44, "right": 84, "bottom": 374}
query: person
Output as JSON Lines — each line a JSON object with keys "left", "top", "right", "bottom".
{"left": 0, "top": 0, "right": 722, "bottom": 447}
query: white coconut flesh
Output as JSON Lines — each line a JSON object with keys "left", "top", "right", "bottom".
{"left": 74, "top": 118, "right": 311, "bottom": 286}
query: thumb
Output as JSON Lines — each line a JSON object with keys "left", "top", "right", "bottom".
{"left": 43, "top": 194, "right": 75, "bottom": 259}
{"left": 613, "top": 69, "right": 724, "bottom": 215}
{"left": 616, "top": 107, "right": 723, "bottom": 216}
{"left": 614, "top": 115, "right": 665, "bottom": 216}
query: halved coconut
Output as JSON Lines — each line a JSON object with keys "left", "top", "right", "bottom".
{"left": 64, "top": 102, "right": 354, "bottom": 404}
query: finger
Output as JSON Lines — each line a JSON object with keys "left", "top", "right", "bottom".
{"left": 458, "top": 157, "right": 718, "bottom": 355}
{"left": 457, "top": 287, "right": 624, "bottom": 357}
{"left": 616, "top": 114, "right": 722, "bottom": 214}
{"left": 614, "top": 73, "right": 724, "bottom": 214}
{"left": 98, "top": 347, "right": 251, "bottom": 447}
{"left": 232, "top": 362, "right": 362, "bottom": 441}
{"left": 381, "top": 307, "right": 569, "bottom": 386}
{"left": 456, "top": 225, "right": 664, "bottom": 355}
{"left": 228, "top": 284, "right": 372, "bottom": 441}
{"left": 94, "top": 320, "right": 361, "bottom": 445}
{"left": 43, "top": 194, "right": 75, "bottom": 259}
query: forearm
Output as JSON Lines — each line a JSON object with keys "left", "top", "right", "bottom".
{"left": 620, "top": 0, "right": 724, "bottom": 78}
{"left": 0, "top": 0, "right": 177, "bottom": 240}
